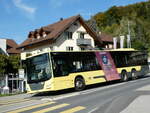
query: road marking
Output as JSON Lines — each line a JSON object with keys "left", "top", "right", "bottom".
{"left": 41, "top": 92, "right": 79, "bottom": 101}
{"left": 88, "top": 107, "right": 99, "bottom": 113}
{"left": 60, "top": 106, "right": 86, "bottom": 113}
{"left": 0, "top": 99, "right": 30, "bottom": 105}
{"left": 32, "top": 103, "right": 69, "bottom": 113}
{"left": 7, "top": 102, "right": 55, "bottom": 113}
{"left": 52, "top": 92, "right": 80, "bottom": 101}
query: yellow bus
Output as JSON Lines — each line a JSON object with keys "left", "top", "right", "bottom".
{"left": 23, "top": 49, "right": 149, "bottom": 93}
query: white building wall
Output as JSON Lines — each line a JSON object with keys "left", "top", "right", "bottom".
{"left": 21, "top": 21, "right": 95, "bottom": 60}
{"left": 0, "top": 39, "right": 7, "bottom": 54}
{"left": 53, "top": 21, "right": 95, "bottom": 51}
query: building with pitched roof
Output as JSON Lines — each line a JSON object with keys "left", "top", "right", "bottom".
{"left": 0, "top": 38, "right": 21, "bottom": 94}
{"left": 99, "top": 33, "right": 114, "bottom": 49}
{"left": 18, "top": 15, "right": 102, "bottom": 58}
{"left": 0, "top": 38, "right": 20, "bottom": 55}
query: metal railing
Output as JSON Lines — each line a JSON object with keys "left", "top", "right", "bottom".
{"left": 76, "top": 39, "right": 92, "bottom": 46}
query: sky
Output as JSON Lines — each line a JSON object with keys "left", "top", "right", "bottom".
{"left": 0, "top": 0, "right": 148, "bottom": 44}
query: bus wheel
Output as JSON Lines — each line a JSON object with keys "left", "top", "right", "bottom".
{"left": 121, "top": 71, "right": 128, "bottom": 82}
{"left": 131, "top": 70, "right": 137, "bottom": 80}
{"left": 75, "top": 77, "right": 85, "bottom": 91}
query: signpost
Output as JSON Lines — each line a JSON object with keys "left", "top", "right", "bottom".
{"left": 19, "top": 69, "right": 25, "bottom": 92}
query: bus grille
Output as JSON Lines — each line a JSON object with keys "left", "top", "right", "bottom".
{"left": 29, "top": 83, "right": 44, "bottom": 91}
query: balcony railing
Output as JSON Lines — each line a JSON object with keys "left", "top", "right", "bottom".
{"left": 76, "top": 39, "right": 92, "bottom": 46}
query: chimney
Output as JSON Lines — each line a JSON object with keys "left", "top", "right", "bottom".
{"left": 60, "top": 18, "right": 63, "bottom": 21}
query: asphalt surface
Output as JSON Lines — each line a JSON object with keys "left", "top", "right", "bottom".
{"left": 56, "top": 76, "right": 150, "bottom": 113}
{"left": 1, "top": 75, "right": 150, "bottom": 113}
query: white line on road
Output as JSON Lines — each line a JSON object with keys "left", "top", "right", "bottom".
{"left": 88, "top": 107, "right": 99, "bottom": 113}
{"left": 41, "top": 92, "right": 80, "bottom": 101}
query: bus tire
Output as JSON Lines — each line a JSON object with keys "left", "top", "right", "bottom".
{"left": 75, "top": 77, "right": 85, "bottom": 91}
{"left": 121, "top": 71, "right": 128, "bottom": 82}
{"left": 131, "top": 70, "right": 137, "bottom": 80}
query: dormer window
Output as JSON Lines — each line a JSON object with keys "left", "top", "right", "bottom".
{"left": 28, "top": 32, "right": 34, "bottom": 38}
{"left": 37, "top": 36, "right": 40, "bottom": 39}
{"left": 36, "top": 33, "right": 40, "bottom": 39}
{"left": 30, "top": 35, "right": 34, "bottom": 38}
{"left": 42, "top": 32, "right": 47, "bottom": 38}
{"left": 65, "top": 31, "right": 72, "bottom": 39}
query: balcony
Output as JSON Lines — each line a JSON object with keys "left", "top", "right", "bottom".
{"left": 76, "top": 39, "right": 92, "bottom": 46}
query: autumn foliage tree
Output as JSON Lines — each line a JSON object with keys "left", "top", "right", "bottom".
{"left": 90, "top": 1, "right": 150, "bottom": 51}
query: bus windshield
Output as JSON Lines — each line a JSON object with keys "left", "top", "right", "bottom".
{"left": 27, "top": 53, "right": 52, "bottom": 83}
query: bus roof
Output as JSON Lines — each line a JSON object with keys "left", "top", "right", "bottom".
{"left": 23, "top": 48, "right": 138, "bottom": 60}
{"left": 106, "top": 48, "right": 136, "bottom": 51}
{"left": 50, "top": 48, "right": 136, "bottom": 53}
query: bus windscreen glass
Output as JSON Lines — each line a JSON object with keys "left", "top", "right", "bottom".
{"left": 26, "top": 53, "right": 52, "bottom": 83}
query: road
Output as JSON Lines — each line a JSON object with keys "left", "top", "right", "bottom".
{"left": 1, "top": 75, "right": 150, "bottom": 113}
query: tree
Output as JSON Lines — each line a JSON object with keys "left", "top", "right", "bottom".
{"left": 0, "top": 55, "right": 7, "bottom": 77}
{"left": 90, "top": 0, "right": 150, "bottom": 52}
{"left": 6, "top": 55, "right": 20, "bottom": 75}
{"left": 87, "top": 16, "right": 100, "bottom": 33}
{"left": 105, "top": 6, "right": 122, "bottom": 26}
{"left": 0, "top": 55, "right": 20, "bottom": 77}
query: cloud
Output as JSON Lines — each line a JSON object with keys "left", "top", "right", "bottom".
{"left": 12, "top": 0, "right": 36, "bottom": 16}
{"left": 49, "top": 0, "right": 81, "bottom": 8}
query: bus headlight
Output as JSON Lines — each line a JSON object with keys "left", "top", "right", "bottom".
{"left": 26, "top": 87, "right": 29, "bottom": 91}
{"left": 46, "top": 84, "right": 51, "bottom": 89}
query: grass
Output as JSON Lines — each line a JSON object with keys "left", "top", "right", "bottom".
{"left": 0, "top": 94, "right": 14, "bottom": 97}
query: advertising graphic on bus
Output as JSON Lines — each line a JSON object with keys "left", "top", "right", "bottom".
{"left": 95, "top": 52, "right": 120, "bottom": 81}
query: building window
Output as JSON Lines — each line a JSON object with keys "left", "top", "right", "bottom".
{"left": 78, "top": 32, "right": 85, "bottom": 39}
{"left": 65, "top": 31, "right": 72, "bottom": 39}
{"left": 66, "top": 46, "right": 73, "bottom": 51}
{"left": 50, "top": 47, "right": 53, "bottom": 51}
{"left": 80, "top": 47, "right": 85, "bottom": 51}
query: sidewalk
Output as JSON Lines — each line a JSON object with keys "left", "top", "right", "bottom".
{"left": 120, "top": 84, "right": 150, "bottom": 113}
{"left": 120, "top": 95, "right": 149, "bottom": 113}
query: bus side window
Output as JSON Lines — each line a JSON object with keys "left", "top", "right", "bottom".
{"left": 81, "top": 53, "right": 101, "bottom": 71}
{"left": 53, "top": 57, "right": 70, "bottom": 77}
{"left": 110, "top": 52, "right": 119, "bottom": 67}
